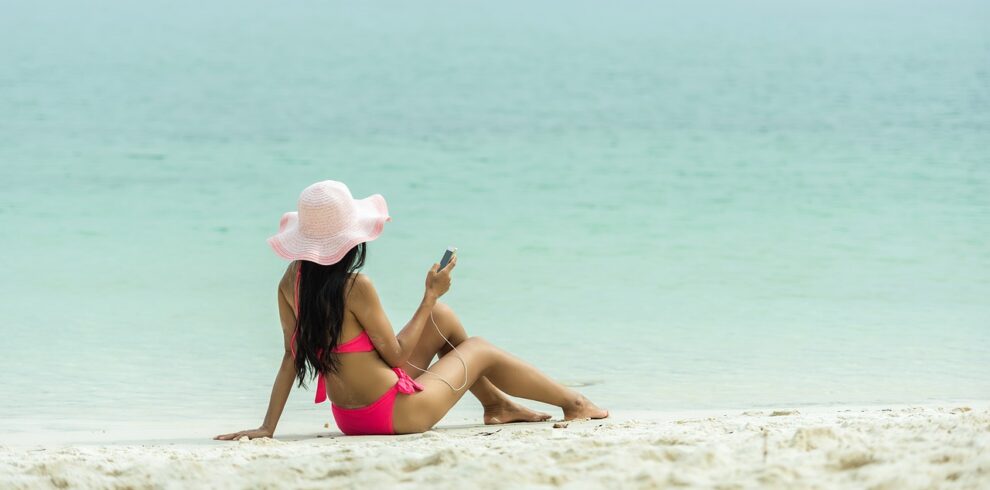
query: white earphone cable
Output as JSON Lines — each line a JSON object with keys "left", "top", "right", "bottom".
{"left": 404, "top": 310, "right": 468, "bottom": 392}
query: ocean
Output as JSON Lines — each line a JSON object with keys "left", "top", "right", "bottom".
{"left": 1, "top": 0, "right": 987, "bottom": 435}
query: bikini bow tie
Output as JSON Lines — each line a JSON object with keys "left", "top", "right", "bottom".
{"left": 392, "top": 367, "right": 425, "bottom": 395}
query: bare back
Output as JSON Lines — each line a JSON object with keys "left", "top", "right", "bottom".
{"left": 279, "top": 261, "right": 399, "bottom": 409}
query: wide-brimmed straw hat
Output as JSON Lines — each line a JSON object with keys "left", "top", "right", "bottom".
{"left": 267, "top": 180, "right": 391, "bottom": 265}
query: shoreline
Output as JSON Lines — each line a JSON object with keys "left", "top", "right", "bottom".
{"left": 2, "top": 402, "right": 988, "bottom": 488}
{"left": 1, "top": 399, "right": 987, "bottom": 447}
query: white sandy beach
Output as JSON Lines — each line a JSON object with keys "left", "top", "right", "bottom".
{"left": 2, "top": 403, "right": 987, "bottom": 489}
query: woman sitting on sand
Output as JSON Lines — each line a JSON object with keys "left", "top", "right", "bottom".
{"left": 216, "top": 181, "right": 607, "bottom": 438}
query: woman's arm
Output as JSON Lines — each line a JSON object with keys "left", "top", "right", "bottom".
{"left": 352, "top": 256, "right": 456, "bottom": 368}
{"left": 215, "top": 276, "right": 298, "bottom": 440}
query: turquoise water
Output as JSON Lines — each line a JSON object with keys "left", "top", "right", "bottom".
{"left": 1, "top": 1, "right": 988, "bottom": 433}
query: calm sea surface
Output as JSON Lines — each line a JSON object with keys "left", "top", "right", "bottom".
{"left": 1, "top": 1, "right": 988, "bottom": 433}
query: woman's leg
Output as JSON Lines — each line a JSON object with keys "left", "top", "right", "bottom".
{"left": 392, "top": 336, "right": 607, "bottom": 434}
{"left": 404, "top": 302, "right": 550, "bottom": 424}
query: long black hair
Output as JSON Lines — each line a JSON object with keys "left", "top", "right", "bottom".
{"left": 293, "top": 243, "right": 366, "bottom": 388}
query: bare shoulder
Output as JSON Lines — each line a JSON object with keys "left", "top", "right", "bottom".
{"left": 349, "top": 272, "right": 374, "bottom": 295}
{"left": 346, "top": 272, "right": 377, "bottom": 309}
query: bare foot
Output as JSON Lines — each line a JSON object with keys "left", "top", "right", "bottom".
{"left": 484, "top": 400, "right": 552, "bottom": 425}
{"left": 563, "top": 394, "right": 609, "bottom": 420}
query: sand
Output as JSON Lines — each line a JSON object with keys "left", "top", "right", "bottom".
{"left": 2, "top": 404, "right": 988, "bottom": 489}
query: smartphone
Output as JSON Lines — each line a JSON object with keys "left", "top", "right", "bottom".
{"left": 439, "top": 246, "right": 457, "bottom": 271}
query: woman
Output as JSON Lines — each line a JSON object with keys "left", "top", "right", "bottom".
{"left": 215, "top": 180, "right": 607, "bottom": 438}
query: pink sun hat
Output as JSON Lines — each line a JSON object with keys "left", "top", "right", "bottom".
{"left": 267, "top": 180, "right": 391, "bottom": 265}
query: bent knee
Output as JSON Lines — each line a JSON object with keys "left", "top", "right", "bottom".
{"left": 432, "top": 302, "right": 454, "bottom": 317}
{"left": 461, "top": 336, "right": 492, "bottom": 350}
{"left": 431, "top": 302, "right": 467, "bottom": 341}
{"left": 430, "top": 302, "right": 457, "bottom": 329}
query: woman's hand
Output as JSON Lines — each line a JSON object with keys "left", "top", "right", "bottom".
{"left": 425, "top": 254, "right": 456, "bottom": 301}
{"left": 213, "top": 426, "right": 273, "bottom": 441}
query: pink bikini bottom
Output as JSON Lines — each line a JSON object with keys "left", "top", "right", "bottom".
{"left": 331, "top": 367, "right": 424, "bottom": 436}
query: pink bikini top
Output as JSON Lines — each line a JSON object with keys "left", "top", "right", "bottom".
{"left": 290, "top": 265, "right": 375, "bottom": 403}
